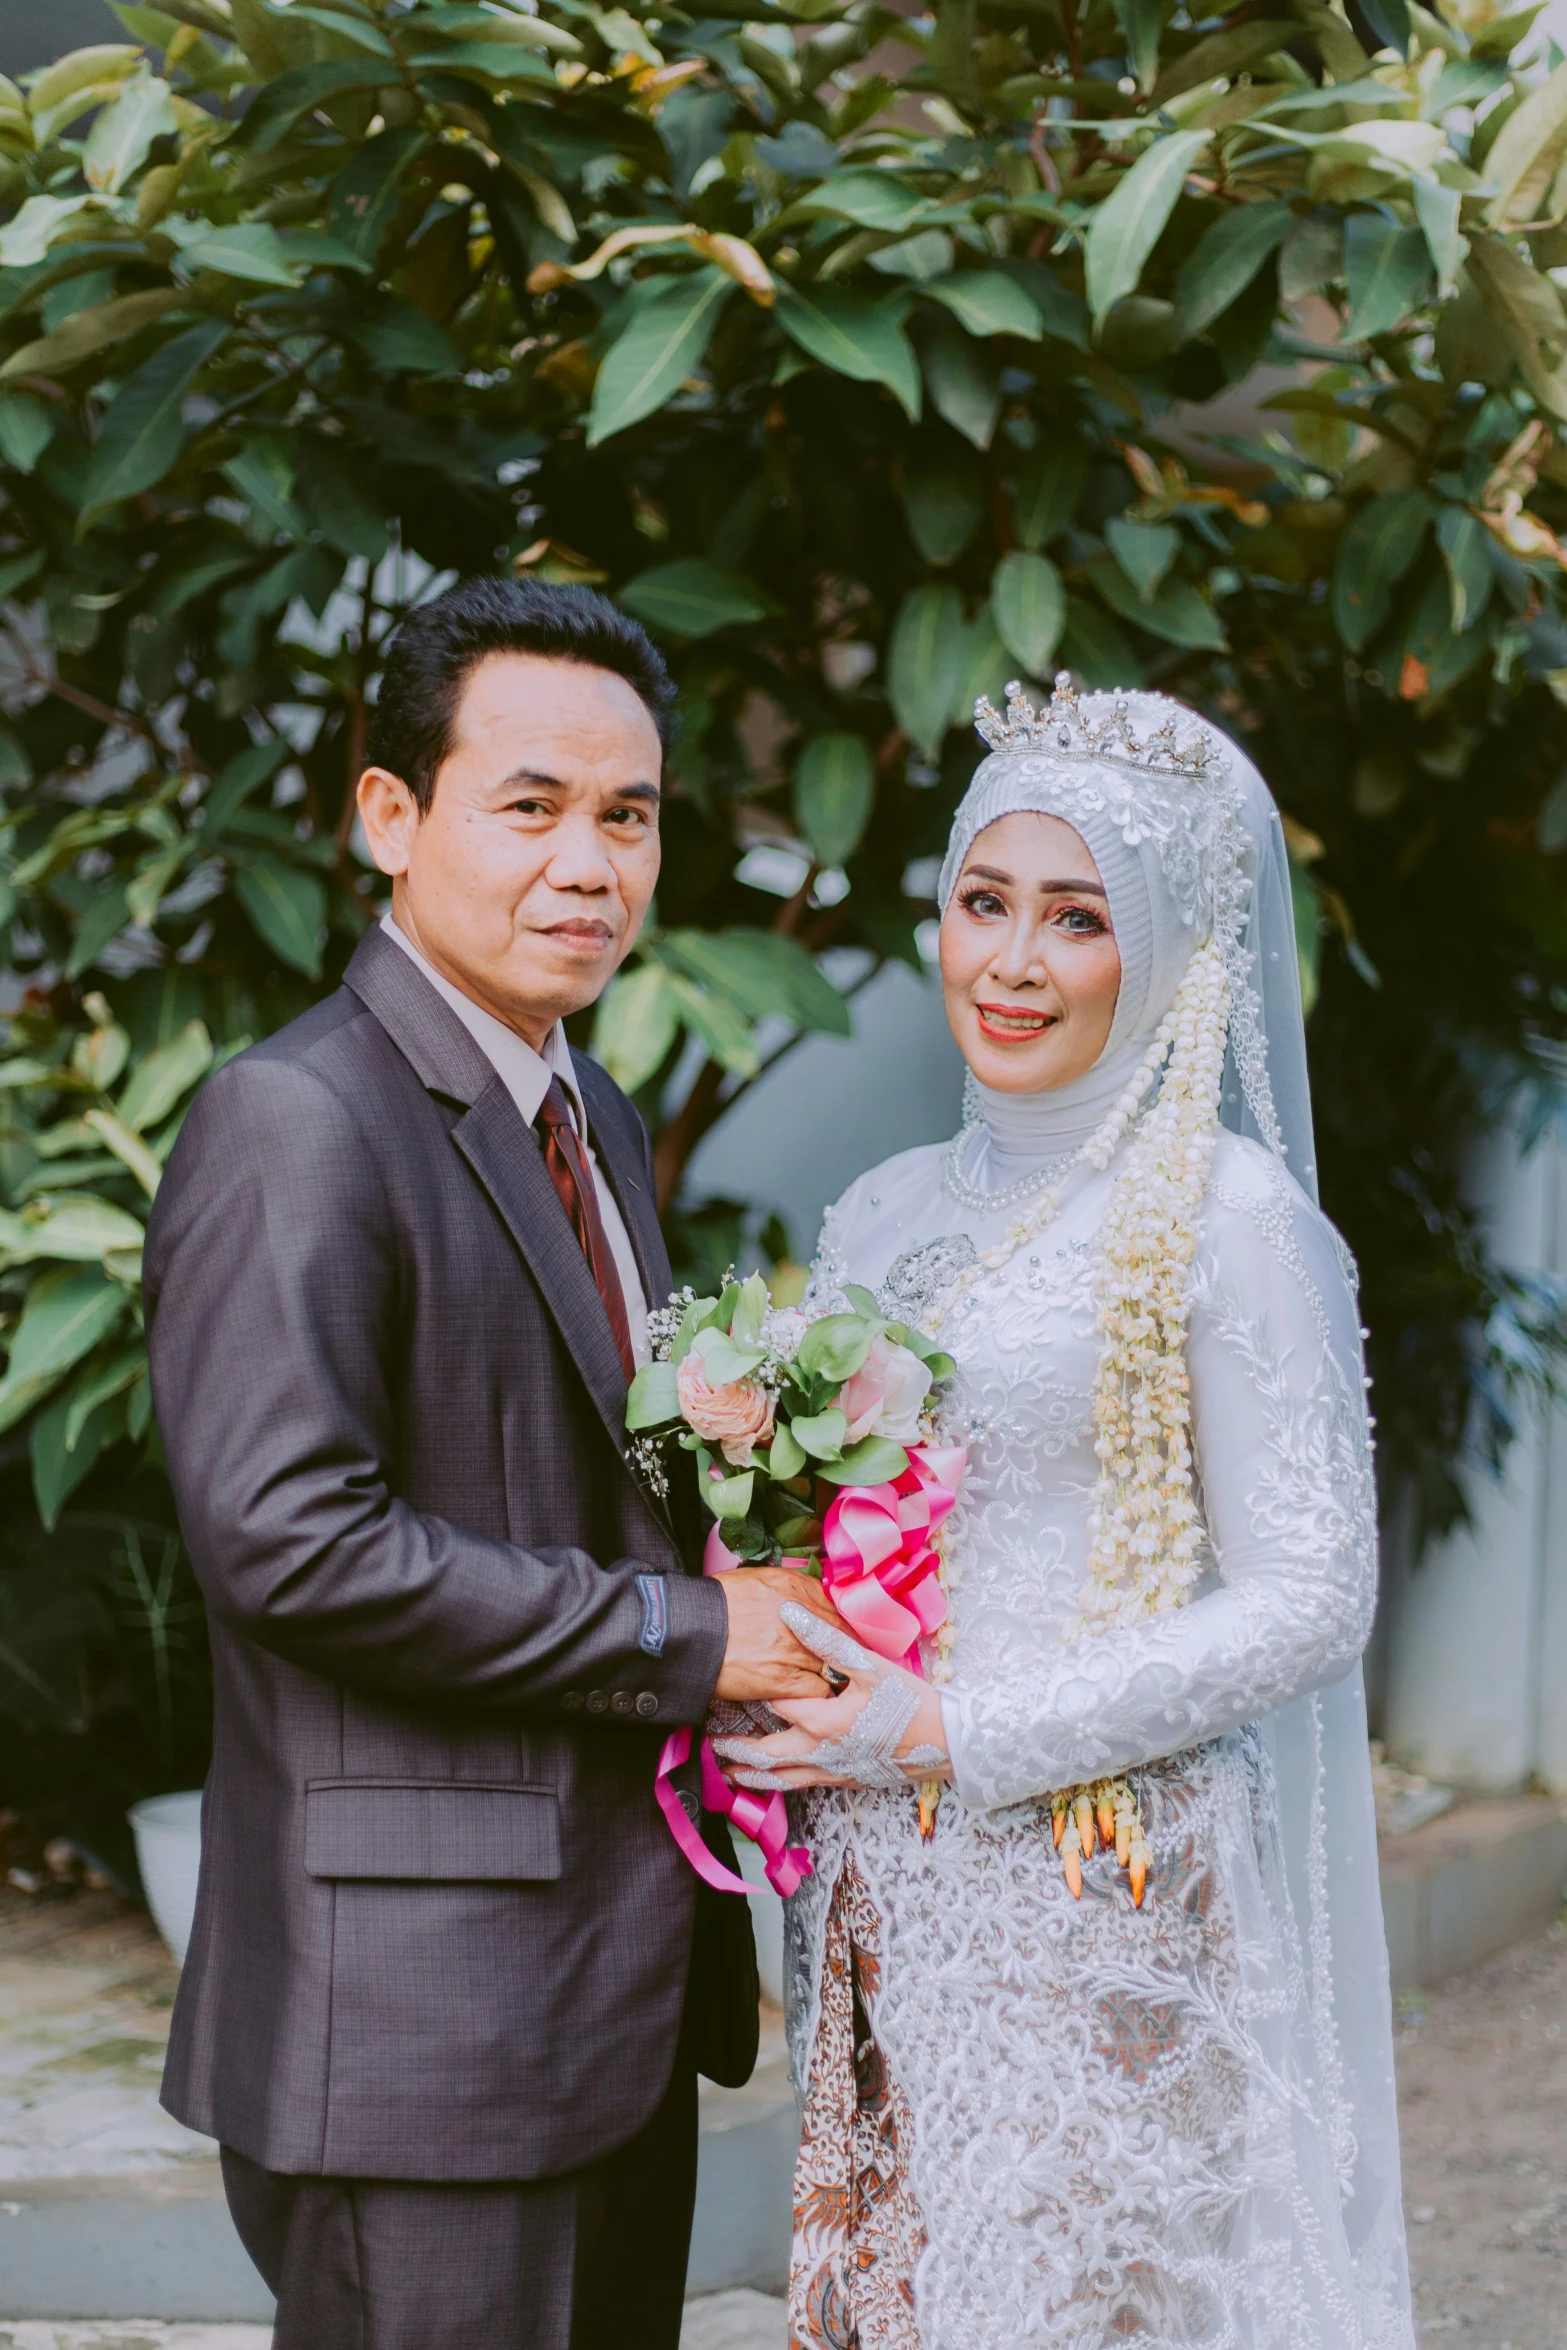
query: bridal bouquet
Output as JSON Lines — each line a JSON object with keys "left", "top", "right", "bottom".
{"left": 627, "top": 1273, "right": 966, "bottom": 1892}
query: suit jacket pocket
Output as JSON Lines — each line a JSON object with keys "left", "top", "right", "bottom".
{"left": 304, "top": 1780, "right": 562, "bottom": 1882}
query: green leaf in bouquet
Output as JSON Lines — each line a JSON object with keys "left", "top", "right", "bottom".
{"left": 672, "top": 1295, "right": 722, "bottom": 1366}
{"left": 626, "top": 1358, "right": 680, "bottom": 1431}
{"left": 816, "top": 1435, "right": 911, "bottom": 1486}
{"left": 922, "top": 1351, "right": 957, "bottom": 1383}
{"left": 705, "top": 1468, "right": 755, "bottom": 1519}
{"left": 691, "top": 1327, "right": 767, "bottom": 1385}
{"left": 791, "top": 1406, "right": 848, "bottom": 1460}
{"left": 731, "top": 1272, "right": 771, "bottom": 1345}
{"left": 765, "top": 1419, "right": 807, "bottom": 1479}
{"left": 843, "top": 1283, "right": 884, "bottom": 1320}
{"left": 796, "top": 1312, "right": 878, "bottom": 1384}
{"left": 772, "top": 1511, "right": 822, "bottom": 1549}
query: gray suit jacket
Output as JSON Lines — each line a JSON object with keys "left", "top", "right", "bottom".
{"left": 145, "top": 925, "right": 757, "bottom": 2181}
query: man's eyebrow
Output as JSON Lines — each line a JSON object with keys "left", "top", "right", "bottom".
{"left": 963, "top": 862, "right": 1107, "bottom": 897}
{"left": 492, "top": 771, "right": 661, "bottom": 804}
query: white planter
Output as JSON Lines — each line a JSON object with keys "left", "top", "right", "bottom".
{"left": 128, "top": 1789, "right": 203, "bottom": 1964}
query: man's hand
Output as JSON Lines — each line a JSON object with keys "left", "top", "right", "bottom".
{"left": 713, "top": 1568, "right": 842, "bottom": 1702}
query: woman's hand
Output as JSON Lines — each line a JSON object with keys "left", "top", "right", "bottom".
{"left": 711, "top": 1602, "right": 952, "bottom": 1793}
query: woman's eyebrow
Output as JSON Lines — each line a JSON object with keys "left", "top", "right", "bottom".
{"left": 962, "top": 863, "right": 1108, "bottom": 898}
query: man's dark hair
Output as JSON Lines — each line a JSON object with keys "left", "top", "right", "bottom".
{"left": 366, "top": 575, "right": 676, "bottom": 811}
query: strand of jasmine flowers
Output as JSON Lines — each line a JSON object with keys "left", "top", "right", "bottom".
{"left": 910, "top": 940, "right": 1231, "bottom": 1900}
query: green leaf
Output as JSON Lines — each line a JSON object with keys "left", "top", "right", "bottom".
{"left": 1013, "top": 439, "right": 1087, "bottom": 551}
{"left": 1484, "top": 54, "right": 1567, "bottom": 225}
{"left": 792, "top": 171, "right": 929, "bottom": 232}
{"left": 177, "top": 222, "right": 304, "bottom": 289}
{"left": 816, "top": 1434, "right": 912, "bottom": 1485}
{"left": 626, "top": 1357, "right": 680, "bottom": 1430}
{"left": 0, "top": 396, "right": 58, "bottom": 475}
{"left": 203, "top": 737, "right": 289, "bottom": 841}
{"left": 1413, "top": 178, "right": 1463, "bottom": 293}
{"left": 82, "top": 72, "right": 177, "bottom": 195}
{"left": 64, "top": 882, "right": 132, "bottom": 980}
{"left": 991, "top": 551, "right": 1066, "bottom": 674}
{"left": 78, "top": 319, "right": 228, "bottom": 520}
{"left": 1085, "top": 130, "right": 1210, "bottom": 330}
{"left": 2, "top": 288, "right": 188, "bottom": 384}
{"left": 1092, "top": 563, "right": 1228, "bottom": 649}
{"left": 222, "top": 437, "right": 307, "bottom": 539}
{"left": 1436, "top": 505, "right": 1493, "bottom": 633}
{"left": 234, "top": 858, "right": 327, "bottom": 977}
{"left": 794, "top": 734, "right": 874, "bottom": 867}
{"left": 949, "top": 608, "right": 1011, "bottom": 726}
{"left": 901, "top": 443, "right": 984, "bottom": 564}
{"left": 296, "top": 442, "right": 392, "bottom": 560}
{"left": 1354, "top": 0, "right": 1411, "bottom": 54}
{"left": 1114, "top": 0, "right": 1163, "bottom": 89}
{"left": 1342, "top": 215, "right": 1432, "bottom": 343}
{"left": 1106, "top": 517, "right": 1179, "bottom": 601}
{"left": 773, "top": 284, "right": 922, "bottom": 421}
{"left": 408, "top": 41, "right": 556, "bottom": 86}
{"left": 0, "top": 549, "right": 45, "bottom": 603}
{"left": 922, "top": 270, "right": 1042, "bottom": 341}
{"left": 0, "top": 1266, "right": 126, "bottom": 1434}
{"left": 117, "top": 1019, "right": 214, "bottom": 1131}
{"left": 766, "top": 1419, "right": 807, "bottom": 1479}
{"left": 30, "top": 1378, "right": 112, "bottom": 1529}
{"left": 592, "top": 963, "right": 681, "bottom": 1091}
{"left": 346, "top": 299, "right": 463, "bottom": 379}
{"left": 63, "top": 1343, "right": 146, "bottom": 1452}
{"left": 1173, "top": 202, "right": 1292, "bottom": 343}
{"left": 620, "top": 558, "right": 773, "bottom": 640}
{"left": 240, "top": 58, "right": 401, "bottom": 152}
{"left": 920, "top": 317, "right": 1001, "bottom": 449}
{"left": 328, "top": 125, "right": 429, "bottom": 266}
{"left": 658, "top": 931, "right": 852, "bottom": 1036}
{"left": 705, "top": 1468, "right": 755, "bottom": 1519}
{"left": 889, "top": 584, "right": 967, "bottom": 756}
{"left": 665, "top": 973, "right": 759, "bottom": 1076}
{"left": 791, "top": 1406, "right": 848, "bottom": 1460}
{"left": 795, "top": 1312, "right": 877, "bottom": 1383}
{"left": 1150, "top": 18, "right": 1302, "bottom": 105}
{"left": 0, "top": 1193, "right": 147, "bottom": 1269}
{"left": 1331, "top": 488, "right": 1435, "bottom": 650}
{"left": 587, "top": 269, "right": 732, "bottom": 448}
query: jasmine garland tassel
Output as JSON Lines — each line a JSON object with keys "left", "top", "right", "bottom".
{"left": 917, "top": 939, "right": 1231, "bottom": 1904}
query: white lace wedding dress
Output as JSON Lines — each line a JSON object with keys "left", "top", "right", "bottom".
{"left": 784, "top": 1124, "right": 1412, "bottom": 2350}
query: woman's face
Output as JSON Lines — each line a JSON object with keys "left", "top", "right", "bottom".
{"left": 939, "top": 811, "right": 1122, "bottom": 1094}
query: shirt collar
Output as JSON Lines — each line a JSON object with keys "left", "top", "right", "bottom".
{"left": 378, "top": 914, "right": 587, "bottom": 1139}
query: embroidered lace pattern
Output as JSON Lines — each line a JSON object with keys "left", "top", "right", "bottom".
{"left": 783, "top": 1130, "right": 1412, "bottom": 2350}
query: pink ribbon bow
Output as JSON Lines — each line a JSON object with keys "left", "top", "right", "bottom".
{"left": 654, "top": 1728, "right": 812, "bottom": 1900}
{"left": 820, "top": 1443, "right": 967, "bottom": 1675}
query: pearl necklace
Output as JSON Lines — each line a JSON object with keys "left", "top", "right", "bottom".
{"left": 939, "top": 1128, "right": 1085, "bottom": 1216}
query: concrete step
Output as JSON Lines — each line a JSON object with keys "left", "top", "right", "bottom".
{"left": 1379, "top": 1795, "right": 1567, "bottom": 1992}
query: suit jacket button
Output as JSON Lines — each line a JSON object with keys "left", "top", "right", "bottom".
{"left": 585, "top": 1690, "right": 610, "bottom": 1715}
{"left": 635, "top": 1692, "right": 659, "bottom": 1718}
{"left": 610, "top": 1690, "right": 635, "bottom": 1717}
{"left": 560, "top": 1691, "right": 584, "bottom": 1712}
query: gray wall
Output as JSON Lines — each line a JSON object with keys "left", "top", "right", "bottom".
{"left": 3, "top": 1, "right": 120, "bottom": 78}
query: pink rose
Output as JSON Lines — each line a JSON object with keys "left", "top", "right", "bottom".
{"left": 841, "top": 1336, "right": 933, "bottom": 1445}
{"left": 676, "top": 1352, "right": 777, "bottom": 1466}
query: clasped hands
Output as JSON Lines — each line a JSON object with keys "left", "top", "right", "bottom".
{"left": 713, "top": 1567, "right": 950, "bottom": 1793}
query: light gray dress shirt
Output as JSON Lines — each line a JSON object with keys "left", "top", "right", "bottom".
{"left": 380, "top": 914, "right": 651, "bottom": 1366}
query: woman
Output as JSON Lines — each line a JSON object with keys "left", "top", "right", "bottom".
{"left": 720, "top": 680, "right": 1413, "bottom": 2349}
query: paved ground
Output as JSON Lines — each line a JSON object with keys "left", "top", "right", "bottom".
{"left": 1397, "top": 1916, "right": 1567, "bottom": 2345}
{"left": 4, "top": 1887, "right": 1566, "bottom": 2346}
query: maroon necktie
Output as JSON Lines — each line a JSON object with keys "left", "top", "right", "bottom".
{"left": 535, "top": 1078, "right": 636, "bottom": 1384}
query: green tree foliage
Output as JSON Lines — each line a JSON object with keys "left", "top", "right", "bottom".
{"left": 6, "top": 0, "right": 1567, "bottom": 1839}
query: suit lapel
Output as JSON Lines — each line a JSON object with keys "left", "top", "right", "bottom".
{"left": 342, "top": 930, "right": 655, "bottom": 1500}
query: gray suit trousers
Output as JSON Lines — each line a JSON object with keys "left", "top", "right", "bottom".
{"left": 221, "top": 2059, "right": 698, "bottom": 2349}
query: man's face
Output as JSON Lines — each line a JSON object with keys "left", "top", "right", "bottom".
{"left": 357, "top": 651, "right": 663, "bottom": 1047}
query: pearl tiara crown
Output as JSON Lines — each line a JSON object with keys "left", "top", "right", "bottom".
{"left": 975, "top": 674, "right": 1224, "bottom": 786}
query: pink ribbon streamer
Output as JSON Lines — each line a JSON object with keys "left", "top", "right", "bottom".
{"left": 821, "top": 1443, "right": 967, "bottom": 1675}
{"left": 655, "top": 1727, "right": 812, "bottom": 1899}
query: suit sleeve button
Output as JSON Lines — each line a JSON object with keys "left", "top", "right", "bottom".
{"left": 560, "top": 1690, "right": 584, "bottom": 1712}
{"left": 585, "top": 1690, "right": 610, "bottom": 1715}
{"left": 635, "top": 1692, "right": 659, "bottom": 1718}
{"left": 610, "top": 1690, "right": 636, "bottom": 1717}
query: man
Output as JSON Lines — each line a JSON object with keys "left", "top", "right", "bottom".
{"left": 144, "top": 576, "right": 834, "bottom": 2348}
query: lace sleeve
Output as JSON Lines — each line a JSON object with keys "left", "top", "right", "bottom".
{"left": 942, "top": 1149, "right": 1379, "bottom": 1812}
